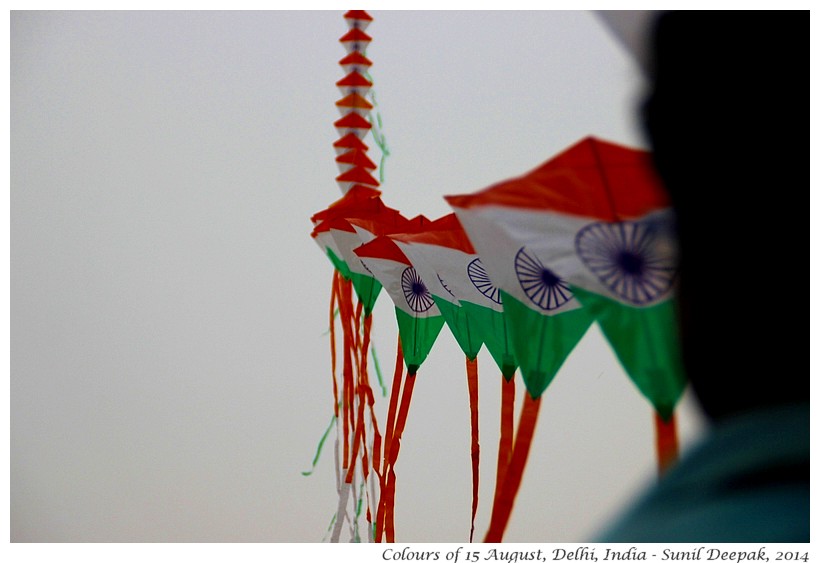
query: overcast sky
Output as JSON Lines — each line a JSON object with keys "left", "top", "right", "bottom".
{"left": 11, "top": 10, "right": 708, "bottom": 543}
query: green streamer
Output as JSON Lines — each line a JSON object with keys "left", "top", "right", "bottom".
{"left": 362, "top": 69, "right": 390, "bottom": 184}
{"left": 353, "top": 481, "right": 365, "bottom": 543}
{"left": 322, "top": 512, "right": 337, "bottom": 542}
{"left": 370, "top": 342, "right": 387, "bottom": 397}
{"left": 322, "top": 307, "right": 341, "bottom": 336}
{"left": 301, "top": 414, "right": 336, "bottom": 476}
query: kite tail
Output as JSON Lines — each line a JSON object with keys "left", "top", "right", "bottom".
{"left": 353, "top": 300, "right": 364, "bottom": 377}
{"left": 483, "top": 393, "right": 542, "bottom": 543}
{"left": 466, "top": 357, "right": 480, "bottom": 543}
{"left": 346, "top": 298, "right": 365, "bottom": 481}
{"left": 654, "top": 411, "right": 679, "bottom": 475}
{"left": 388, "top": 370, "right": 416, "bottom": 466}
{"left": 330, "top": 271, "right": 340, "bottom": 417}
{"left": 358, "top": 311, "right": 382, "bottom": 536}
{"left": 384, "top": 369, "right": 417, "bottom": 542}
{"left": 338, "top": 277, "right": 355, "bottom": 471}
{"left": 493, "top": 375, "right": 515, "bottom": 508}
{"left": 331, "top": 480, "right": 352, "bottom": 542}
{"left": 345, "top": 389, "right": 367, "bottom": 484}
{"left": 327, "top": 272, "right": 347, "bottom": 543}
{"left": 375, "top": 336, "right": 404, "bottom": 542}
{"left": 329, "top": 275, "right": 358, "bottom": 541}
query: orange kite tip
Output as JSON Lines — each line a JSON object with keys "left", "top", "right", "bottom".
{"left": 446, "top": 135, "right": 665, "bottom": 219}
{"left": 339, "top": 52, "right": 373, "bottom": 68}
{"left": 336, "top": 93, "right": 374, "bottom": 110}
{"left": 340, "top": 28, "right": 372, "bottom": 43}
{"left": 404, "top": 214, "right": 435, "bottom": 233}
{"left": 336, "top": 149, "right": 377, "bottom": 170}
{"left": 325, "top": 216, "right": 358, "bottom": 233}
{"left": 389, "top": 213, "right": 475, "bottom": 253}
{"left": 443, "top": 193, "right": 471, "bottom": 209}
{"left": 336, "top": 166, "right": 379, "bottom": 187}
{"left": 338, "top": 184, "right": 381, "bottom": 201}
{"left": 354, "top": 236, "right": 412, "bottom": 266}
{"left": 333, "top": 133, "right": 369, "bottom": 151}
{"left": 336, "top": 71, "right": 373, "bottom": 89}
{"left": 344, "top": 10, "right": 373, "bottom": 22}
{"left": 429, "top": 213, "right": 461, "bottom": 230}
{"left": 334, "top": 112, "right": 372, "bottom": 130}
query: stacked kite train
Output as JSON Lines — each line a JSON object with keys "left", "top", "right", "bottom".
{"left": 310, "top": 10, "right": 482, "bottom": 544}
{"left": 309, "top": 10, "right": 383, "bottom": 544}
{"left": 307, "top": 10, "right": 687, "bottom": 544}
{"left": 335, "top": 11, "right": 378, "bottom": 195}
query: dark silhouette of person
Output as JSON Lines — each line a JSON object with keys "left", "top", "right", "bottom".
{"left": 598, "top": 11, "right": 809, "bottom": 542}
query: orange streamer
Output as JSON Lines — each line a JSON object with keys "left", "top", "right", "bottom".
{"left": 337, "top": 277, "right": 355, "bottom": 470}
{"left": 466, "top": 357, "right": 480, "bottom": 542}
{"left": 345, "top": 392, "right": 367, "bottom": 484}
{"left": 329, "top": 271, "right": 339, "bottom": 417}
{"left": 494, "top": 376, "right": 515, "bottom": 507}
{"left": 655, "top": 411, "right": 679, "bottom": 475}
{"left": 388, "top": 371, "right": 416, "bottom": 467}
{"left": 484, "top": 393, "right": 542, "bottom": 543}
{"left": 382, "top": 466, "right": 398, "bottom": 543}
{"left": 383, "top": 371, "right": 416, "bottom": 542}
{"left": 375, "top": 336, "right": 404, "bottom": 543}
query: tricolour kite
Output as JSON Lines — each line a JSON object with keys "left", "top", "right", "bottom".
{"left": 355, "top": 221, "right": 446, "bottom": 542}
{"left": 447, "top": 136, "right": 686, "bottom": 540}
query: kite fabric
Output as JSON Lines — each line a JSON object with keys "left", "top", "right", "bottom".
{"left": 389, "top": 213, "right": 490, "bottom": 541}
{"left": 391, "top": 212, "right": 525, "bottom": 540}
{"left": 448, "top": 137, "right": 686, "bottom": 418}
{"left": 354, "top": 223, "right": 448, "bottom": 542}
{"left": 355, "top": 222, "right": 445, "bottom": 375}
{"left": 392, "top": 213, "right": 518, "bottom": 377}
{"left": 446, "top": 164, "right": 595, "bottom": 543}
{"left": 308, "top": 10, "right": 688, "bottom": 545}
{"left": 447, "top": 136, "right": 686, "bottom": 541}
{"left": 306, "top": 10, "right": 392, "bottom": 543}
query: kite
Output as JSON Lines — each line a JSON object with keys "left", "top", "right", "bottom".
{"left": 447, "top": 136, "right": 686, "bottom": 540}
{"left": 388, "top": 213, "right": 484, "bottom": 541}
{"left": 354, "top": 220, "right": 446, "bottom": 542}
{"left": 391, "top": 213, "right": 522, "bottom": 541}
{"left": 305, "top": 10, "right": 394, "bottom": 543}
{"left": 308, "top": 10, "right": 686, "bottom": 545}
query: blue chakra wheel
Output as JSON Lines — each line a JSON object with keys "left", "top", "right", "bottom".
{"left": 437, "top": 273, "right": 456, "bottom": 299}
{"left": 514, "top": 247, "right": 573, "bottom": 311}
{"left": 401, "top": 267, "right": 435, "bottom": 312}
{"left": 467, "top": 258, "right": 502, "bottom": 304}
{"left": 575, "top": 220, "right": 677, "bottom": 305}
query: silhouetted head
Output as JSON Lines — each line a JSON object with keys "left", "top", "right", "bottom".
{"left": 643, "top": 12, "right": 807, "bottom": 421}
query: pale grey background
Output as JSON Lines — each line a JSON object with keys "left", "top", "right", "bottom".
{"left": 11, "top": 10, "right": 705, "bottom": 542}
